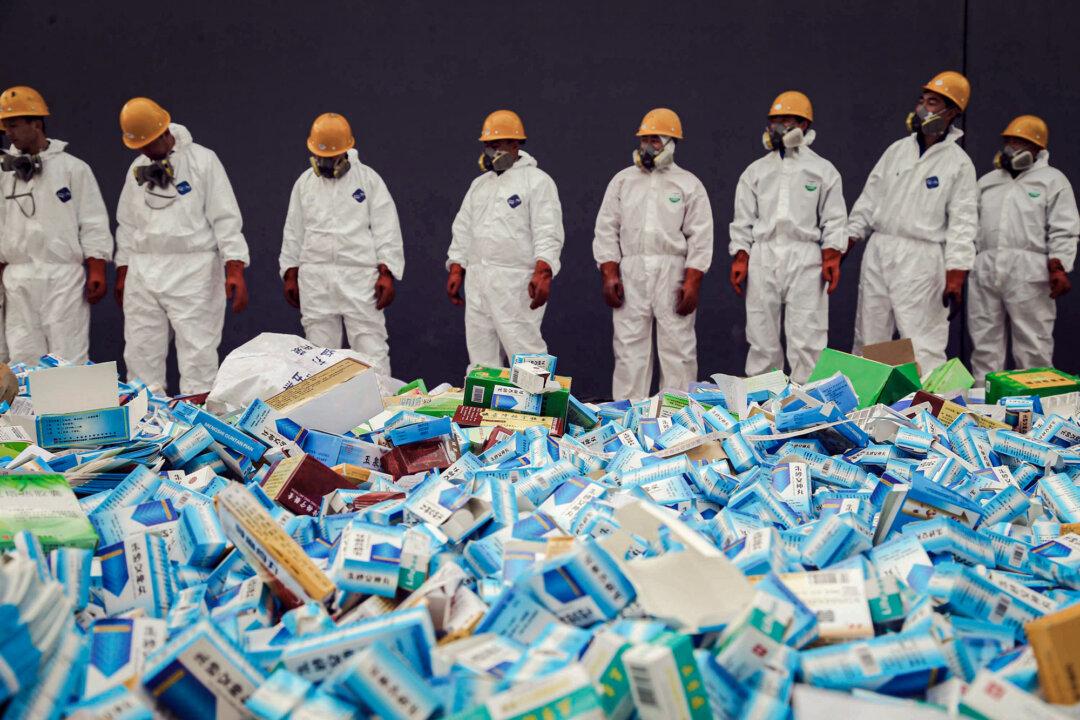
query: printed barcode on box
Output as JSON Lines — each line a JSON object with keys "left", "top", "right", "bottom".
{"left": 470, "top": 386, "right": 486, "bottom": 404}
{"left": 853, "top": 644, "right": 881, "bottom": 676}
{"left": 816, "top": 609, "right": 836, "bottom": 623}
{"left": 809, "top": 571, "right": 842, "bottom": 584}
{"left": 628, "top": 665, "right": 658, "bottom": 708}
{"left": 1011, "top": 547, "right": 1026, "bottom": 566}
{"left": 991, "top": 595, "right": 1011, "bottom": 621}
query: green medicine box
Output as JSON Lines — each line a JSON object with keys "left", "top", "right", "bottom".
{"left": 0, "top": 473, "right": 98, "bottom": 551}
{"left": 463, "top": 365, "right": 571, "bottom": 422}
{"left": 985, "top": 367, "right": 1080, "bottom": 404}
{"left": 807, "top": 348, "right": 921, "bottom": 409}
{"left": 921, "top": 357, "right": 975, "bottom": 395}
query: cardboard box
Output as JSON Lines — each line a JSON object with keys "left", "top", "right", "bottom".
{"left": 860, "top": 338, "right": 917, "bottom": 368}
{"left": 453, "top": 405, "right": 565, "bottom": 436}
{"left": 4, "top": 362, "right": 149, "bottom": 449}
{"left": 381, "top": 438, "right": 458, "bottom": 478}
{"left": 1025, "top": 600, "right": 1080, "bottom": 704}
{"left": 412, "top": 392, "right": 464, "bottom": 418}
{"left": 910, "top": 390, "right": 1010, "bottom": 430}
{"left": 264, "top": 358, "right": 382, "bottom": 435}
{"left": 807, "top": 346, "right": 920, "bottom": 409}
{"left": 261, "top": 453, "right": 356, "bottom": 516}
{"left": 921, "top": 358, "right": 974, "bottom": 394}
{"left": 463, "top": 365, "right": 571, "bottom": 423}
{"left": 985, "top": 367, "right": 1080, "bottom": 404}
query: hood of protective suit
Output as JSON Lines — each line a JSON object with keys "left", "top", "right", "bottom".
{"left": 7, "top": 138, "right": 68, "bottom": 157}
{"left": 501, "top": 149, "right": 538, "bottom": 172}
{"left": 912, "top": 124, "right": 965, "bottom": 146}
{"left": 1028, "top": 149, "right": 1050, "bottom": 171}
{"left": 167, "top": 123, "right": 193, "bottom": 153}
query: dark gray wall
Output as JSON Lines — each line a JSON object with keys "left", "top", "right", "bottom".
{"left": 3, "top": 0, "right": 1077, "bottom": 397}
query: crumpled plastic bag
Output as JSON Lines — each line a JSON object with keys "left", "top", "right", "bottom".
{"left": 206, "top": 333, "right": 402, "bottom": 416}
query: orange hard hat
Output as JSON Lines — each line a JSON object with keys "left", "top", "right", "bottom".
{"left": 307, "top": 113, "right": 355, "bottom": 157}
{"left": 479, "top": 110, "right": 526, "bottom": 141}
{"left": 0, "top": 86, "right": 50, "bottom": 121}
{"left": 1002, "top": 114, "right": 1048, "bottom": 149}
{"left": 923, "top": 71, "right": 971, "bottom": 112}
{"left": 768, "top": 91, "right": 813, "bottom": 122}
{"left": 120, "top": 97, "right": 171, "bottom": 149}
{"left": 636, "top": 108, "right": 683, "bottom": 139}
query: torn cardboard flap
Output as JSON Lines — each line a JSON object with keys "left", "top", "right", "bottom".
{"left": 861, "top": 338, "right": 917, "bottom": 370}
{"left": 28, "top": 361, "right": 121, "bottom": 414}
{"left": 1025, "top": 601, "right": 1080, "bottom": 704}
{"left": 601, "top": 500, "right": 753, "bottom": 631}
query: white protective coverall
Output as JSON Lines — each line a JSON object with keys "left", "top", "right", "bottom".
{"left": 0, "top": 139, "right": 113, "bottom": 365}
{"left": 593, "top": 160, "right": 713, "bottom": 400}
{"left": 116, "top": 124, "right": 250, "bottom": 395}
{"left": 848, "top": 126, "right": 978, "bottom": 373}
{"left": 729, "top": 131, "right": 847, "bottom": 384}
{"left": 447, "top": 151, "right": 564, "bottom": 367}
{"left": 968, "top": 151, "right": 1079, "bottom": 381}
{"left": 280, "top": 149, "right": 404, "bottom": 376}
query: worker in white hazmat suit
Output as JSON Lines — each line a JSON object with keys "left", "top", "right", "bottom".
{"left": 280, "top": 113, "right": 403, "bottom": 376}
{"left": 729, "top": 91, "right": 847, "bottom": 384}
{"left": 115, "top": 97, "right": 250, "bottom": 396}
{"left": 593, "top": 108, "right": 713, "bottom": 400}
{"left": 847, "top": 71, "right": 978, "bottom": 374}
{"left": 0, "top": 86, "right": 112, "bottom": 366}
{"left": 968, "top": 115, "right": 1078, "bottom": 382}
{"left": 447, "top": 110, "right": 564, "bottom": 367}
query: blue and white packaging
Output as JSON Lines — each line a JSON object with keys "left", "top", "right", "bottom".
{"left": 278, "top": 606, "right": 436, "bottom": 681}
{"left": 95, "top": 533, "right": 175, "bottom": 617}
{"left": 800, "top": 629, "right": 947, "bottom": 693}
{"left": 511, "top": 353, "right": 557, "bottom": 375}
{"left": 386, "top": 417, "right": 454, "bottom": 446}
{"left": 177, "top": 501, "right": 230, "bottom": 567}
{"left": 489, "top": 385, "right": 543, "bottom": 415}
{"left": 540, "top": 478, "right": 608, "bottom": 533}
{"left": 335, "top": 640, "right": 441, "bottom": 719}
{"left": 84, "top": 617, "right": 167, "bottom": 696}
{"left": 527, "top": 540, "right": 635, "bottom": 626}
{"left": 244, "top": 668, "right": 312, "bottom": 720}
{"left": 141, "top": 620, "right": 266, "bottom": 720}
{"left": 90, "top": 498, "right": 180, "bottom": 548}
{"left": 48, "top": 546, "right": 92, "bottom": 611}
{"left": 162, "top": 424, "right": 216, "bottom": 466}
{"left": 869, "top": 534, "right": 935, "bottom": 594}
{"left": 329, "top": 520, "right": 405, "bottom": 597}
{"left": 1038, "top": 473, "right": 1080, "bottom": 522}
{"left": 236, "top": 398, "right": 306, "bottom": 456}
{"left": 173, "top": 401, "right": 268, "bottom": 461}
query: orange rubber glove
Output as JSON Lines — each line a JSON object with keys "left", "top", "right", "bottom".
{"left": 115, "top": 265, "right": 127, "bottom": 308}
{"left": 730, "top": 250, "right": 749, "bottom": 296}
{"left": 225, "top": 260, "right": 249, "bottom": 313}
{"left": 675, "top": 268, "right": 704, "bottom": 316}
{"left": 942, "top": 269, "right": 967, "bottom": 320}
{"left": 85, "top": 258, "right": 108, "bottom": 304}
{"left": 1049, "top": 258, "right": 1071, "bottom": 299}
{"left": 283, "top": 267, "right": 300, "bottom": 309}
{"left": 600, "top": 261, "right": 624, "bottom": 309}
{"left": 528, "top": 260, "right": 553, "bottom": 310}
{"left": 821, "top": 248, "right": 842, "bottom": 295}
{"left": 374, "top": 264, "right": 395, "bottom": 310}
{"left": 447, "top": 263, "right": 465, "bottom": 306}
